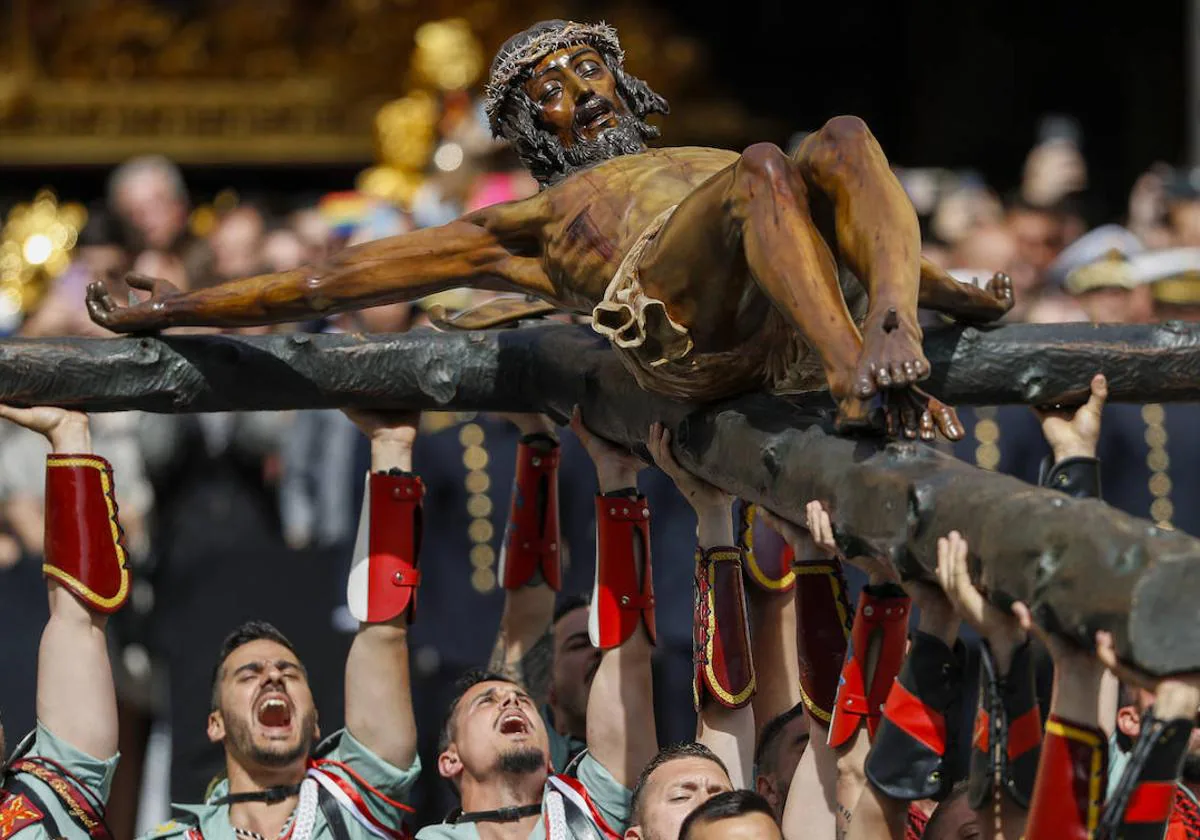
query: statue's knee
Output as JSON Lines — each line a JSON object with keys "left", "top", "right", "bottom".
{"left": 737, "top": 142, "right": 793, "bottom": 188}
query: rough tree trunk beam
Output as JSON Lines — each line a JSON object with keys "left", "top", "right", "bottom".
{"left": 0, "top": 322, "right": 1198, "bottom": 673}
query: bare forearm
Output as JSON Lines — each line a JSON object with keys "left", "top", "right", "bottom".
{"left": 845, "top": 783, "right": 906, "bottom": 840}
{"left": 749, "top": 589, "right": 800, "bottom": 738}
{"left": 489, "top": 586, "right": 555, "bottom": 704}
{"left": 783, "top": 719, "right": 838, "bottom": 840}
{"left": 161, "top": 223, "right": 513, "bottom": 328}
{"left": 586, "top": 631, "right": 657, "bottom": 788}
{"left": 38, "top": 584, "right": 116, "bottom": 758}
{"left": 344, "top": 622, "right": 417, "bottom": 769}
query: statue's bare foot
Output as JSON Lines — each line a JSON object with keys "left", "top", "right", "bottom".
{"left": 853, "top": 307, "right": 929, "bottom": 397}
{"left": 884, "top": 386, "right": 963, "bottom": 442}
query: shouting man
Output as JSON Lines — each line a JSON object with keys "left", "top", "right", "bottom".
{"left": 88, "top": 20, "right": 1013, "bottom": 439}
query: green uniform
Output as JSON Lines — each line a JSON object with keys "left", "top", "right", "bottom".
{"left": 139, "top": 730, "right": 418, "bottom": 840}
{"left": 415, "top": 753, "right": 630, "bottom": 839}
{"left": 540, "top": 707, "right": 585, "bottom": 776}
{"left": 0, "top": 723, "right": 119, "bottom": 839}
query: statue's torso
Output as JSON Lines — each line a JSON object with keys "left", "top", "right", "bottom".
{"left": 537, "top": 146, "right": 738, "bottom": 308}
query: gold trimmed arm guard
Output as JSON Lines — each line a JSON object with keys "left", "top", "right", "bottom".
{"left": 793, "top": 556, "right": 853, "bottom": 724}
{"left": 43, "top": 454, "right": 131, "bottom": 613}
{"left": 692, "top": 546, "right": 756, "bottom": 710}
{"left": 735, "top": 501, "right": 796, "bottom": 592}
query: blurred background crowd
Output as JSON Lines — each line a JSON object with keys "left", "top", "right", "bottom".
{"left": 2, "top": 0, "right": 1200, "bottom": 836}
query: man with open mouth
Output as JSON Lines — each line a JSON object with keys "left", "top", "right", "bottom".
{"left": 142, "top": 408, "right": 426, "bottom": 840}
{"left": 418, "top": 408, "right": 658, "bottom": 839}
{"left": 0, "top": 404, "right": 130, "bottom": 840}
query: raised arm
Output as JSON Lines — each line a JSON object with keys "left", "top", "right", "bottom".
{"left": 87, "top": 198, "right": 555, "bottom": 333}
{"left": 340, "top": 409, "right": 421, "bottom": 771}
{"left": 0, "top": 405, "right": 127, "bottom": 761}
{"left": 646, "top": 424, "right": 756, "bottom": 789}
{"left": 488, "top": 414, "right": 561, "bottom": 704}
{"left": 571, "top": 408, "right": 658, "bottom": 788}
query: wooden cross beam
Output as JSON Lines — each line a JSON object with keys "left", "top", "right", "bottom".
{"left": 1, "top": 321, "right": 1198, "bottom": 673}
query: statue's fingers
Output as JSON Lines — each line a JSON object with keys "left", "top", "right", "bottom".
{"left": 125, "top": 273, "right": 157, "bottom": 292}
{"left": 919, "top": 409, "right": 935, "bottom": 441}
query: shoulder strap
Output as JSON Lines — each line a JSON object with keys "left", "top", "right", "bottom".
{"left": 3, "top": 776, "right": 63, "bottom": 840}
{"left": 7, "top": 759, "right": 112, "bottom": 840}
{"left": 315, "top": 785, "right": 352, "bottom": 840}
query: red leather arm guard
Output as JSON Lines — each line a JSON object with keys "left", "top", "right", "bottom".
{"left": 499, "top": 435, "right": 561, "bottom": 591}
{"left": 588, "top": 494, "right": 655, "bottom": 649}
{"left": 828, "top": 583, "right": 910, "bottom": 748}
{"left": 43, "top": 454, "right": 130, "bottom": 613}
{"left": 967, "top": 640, "right": 1042, "bottom": 809}
{"left": 866, "top": 631, "right": 966, "bottom": 801}
{"left": 346, "top": 471, "right": 424, "bottom": 624}
{"left": 1098, "top": 708, "right": 1196, "bottom": 840}
{"left": 1025, "top": 715, "right": 1107, "bottom": 840}
{"left": 693, "top": 547, "right": 756, "bottom": 710}
{"left": 794, "top": 557, "right": 853, "bottom": 724}
{"left": 735, "top": 501, "right": 795, "bottom": 593}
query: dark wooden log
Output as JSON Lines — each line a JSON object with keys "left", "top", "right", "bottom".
{"left": 0, "top": 322, "right": 1198, "bottom": 673}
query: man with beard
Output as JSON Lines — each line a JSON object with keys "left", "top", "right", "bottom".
{"left": 0, "top": 404, "right": 128, "bottom": 839}
{"left": 144, "top": 409, "right": 424, "bottom": 840}
{"left": 487, "top": 412, "right": 598, "bottom": 773}
{"left": 89, "top": 21, "right": 1016, "bottom": 443}
{"left": 418, "top": 408, "right": 657, "bottom": 838}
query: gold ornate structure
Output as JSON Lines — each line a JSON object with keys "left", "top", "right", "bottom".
{"left": 0, "top": 190, "right": 86, "bottom": 317}
{"left": 0, "top": 0, "right": 772, "bottom": 166}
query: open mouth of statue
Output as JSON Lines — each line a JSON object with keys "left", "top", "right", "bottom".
{"left": 498, "top": 711, "right": 531, "bottom": 736}
{"left": 255, "top": 694, "right": 294, "bottom": 730}
{"left": 575, "top": 98, "right": 615, "bottom": 132}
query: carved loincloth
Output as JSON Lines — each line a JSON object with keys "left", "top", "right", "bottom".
{"left": 589, "top": 206, "right": 830, "bottom": 401}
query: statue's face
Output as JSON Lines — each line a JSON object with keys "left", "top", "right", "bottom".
{"left": 523, "top": 46, "right": 629, "bottom": 148}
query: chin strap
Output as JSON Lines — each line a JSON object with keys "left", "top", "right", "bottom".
{"left": 209, "top": 784, "right": 304, "bottom": 806}
{"left": 735, "top": 501, "right": 796, "bottom": 592}
{"left": 43, "top": 454, "right": 131, "bottom": 613}
{"left": 499, "top": 435, "right": 562, "bottom": 591}
{"left": 1025, "top": 714, "right": 1108, "bottom": 840}
{"left": 346, "top": 470, "right": 424, "bottom": 624}
{"left": 967, "top": 640, "right": 1041, "bottom": 809}
{"left": 692, "top": 546, "right": 756, "bottom": 710}
{"left": 1097, "top": 706, "right": 1196, "bottom": 840}
{"left": 828, "top": 583, "right": 910, "bottom": 748}
{"left": 866, "top": 631, "right": 966, "bottom": 801}
{"left": 450, "top": 804, "right": 542, "bottom": 824}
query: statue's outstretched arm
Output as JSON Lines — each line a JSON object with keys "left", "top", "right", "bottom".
{"left": 87, "top": 199, "right": 554, "bottom": 333}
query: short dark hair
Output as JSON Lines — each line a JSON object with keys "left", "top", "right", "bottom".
{"left": 754, "top": 704, "right": 807, "bottom": 778}
{"left": 438, "top": 669, "right": 522, "bottom": 753}
{"left": 630, "top": 742, "right": 729, "bottom": 826}
{"left": 922, "top": 781, "right": 973, "bottom": 840}
{"left": 209, "top": 620, "right": 301, "bottom": 710}
{"left": 678, "top": 790, "right": 775, "bottom": 839}
{"left": 553, "top": 594, "right": 590, "bottom": 626}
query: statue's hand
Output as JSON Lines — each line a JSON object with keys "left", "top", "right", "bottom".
{"left": 86, "top": 273, "right": 181, "bottom": 333}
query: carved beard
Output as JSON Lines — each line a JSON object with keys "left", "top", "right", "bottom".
{"left": 558, "top": 113, "right": 648, "bottom": 177}
{"left": 498, "top": 745, "right": 546, "bottom": 776}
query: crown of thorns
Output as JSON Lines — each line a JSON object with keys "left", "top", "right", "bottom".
{"left": 484, "top": 20, "right": 625, "bottom": 136}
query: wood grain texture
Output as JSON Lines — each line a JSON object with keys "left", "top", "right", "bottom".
{"left": 1, "top": 321, "right": 1198, "bottom": 672}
